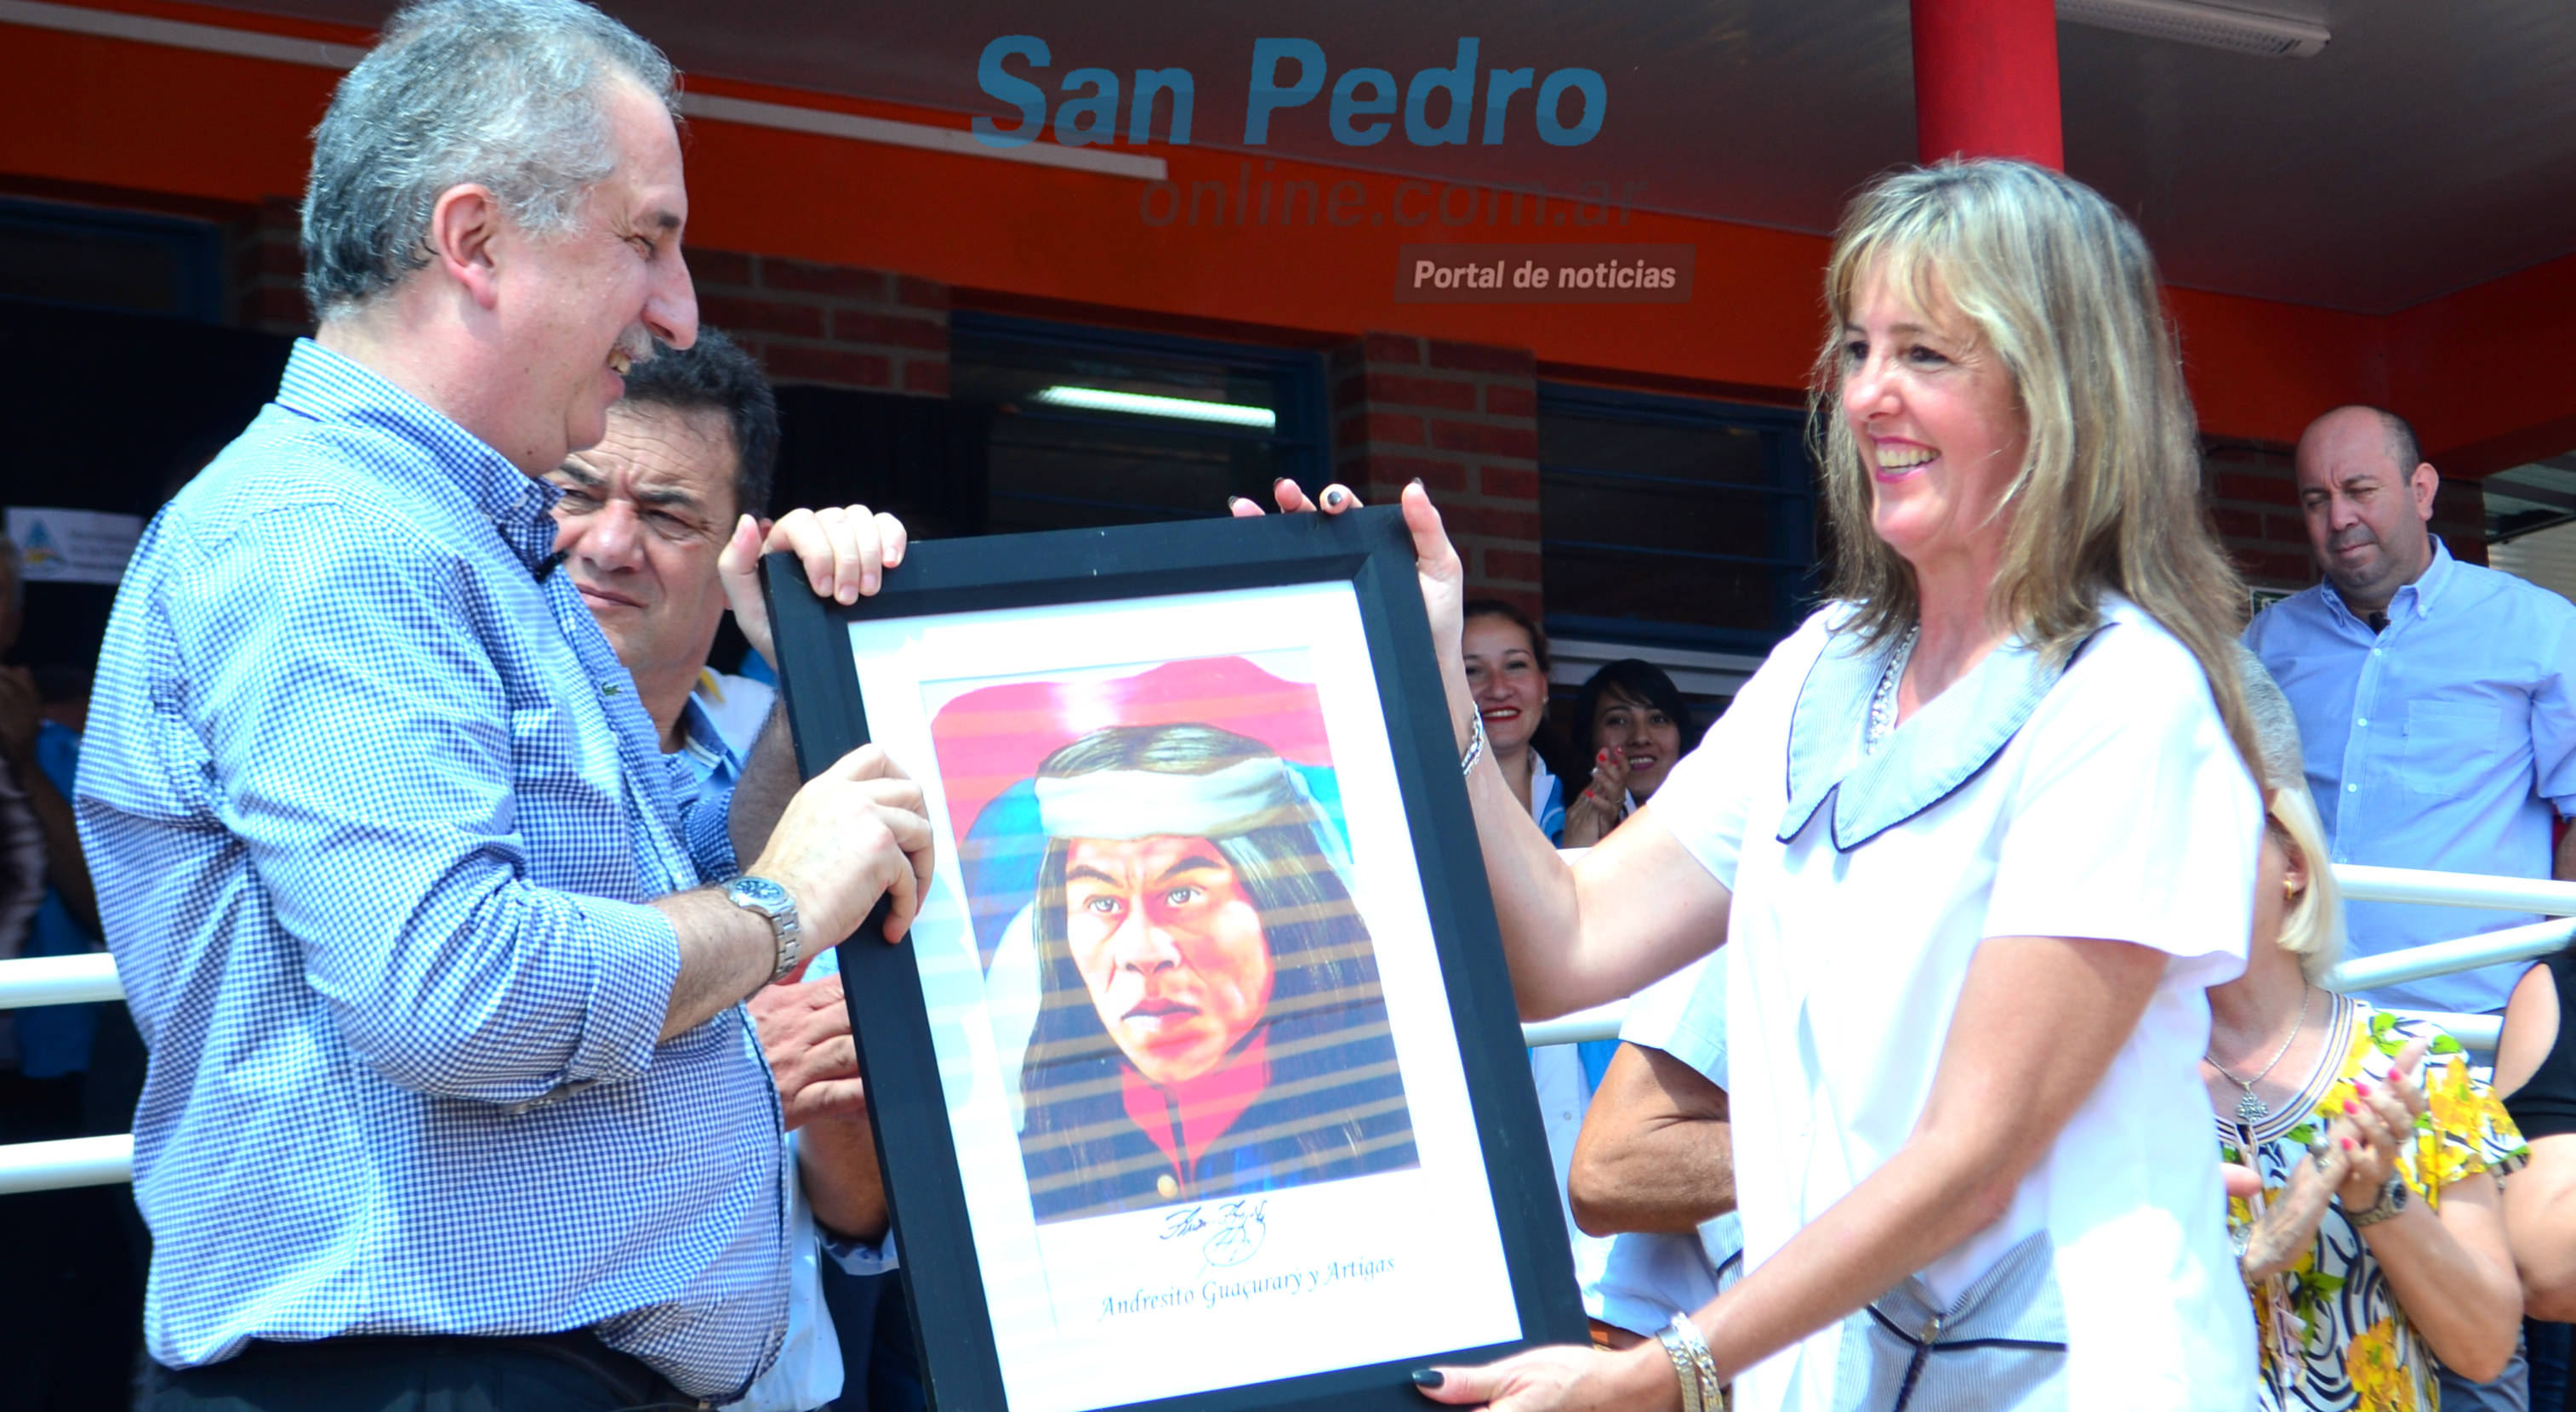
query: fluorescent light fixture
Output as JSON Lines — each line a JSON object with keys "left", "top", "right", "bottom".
{"left": 1033, "top": 386, "right": 1278, "bottom": 429}
{"left": 2058, "top": 0, "right": 2329, "bottom": 57}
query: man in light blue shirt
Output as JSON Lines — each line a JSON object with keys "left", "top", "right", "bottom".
{"left": 83, "top": 4, "right": 931, "bottom": 1406}
{"left": 2245, "top": 405, "right": 2576, "bottom": 1017}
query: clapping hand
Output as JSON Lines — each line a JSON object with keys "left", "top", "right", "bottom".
{"left": 2231, "top": 1142, "right": 2355, "bottom": 1282}
{"left": 2333, "top": 1035, "right": 2433, "bottom": 1217}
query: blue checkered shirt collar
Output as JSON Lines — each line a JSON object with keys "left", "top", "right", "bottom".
{"left": 273, "top": 339, "right": 564, "bottom": 572}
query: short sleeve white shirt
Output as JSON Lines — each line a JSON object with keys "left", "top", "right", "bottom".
{"left": 1580, "top": 959, "right": 1741, "bottom": 1337}
{"left": 1648, "top": 599, "right": 2260, "bottom": 1412}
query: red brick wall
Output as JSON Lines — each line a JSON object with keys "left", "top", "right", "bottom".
{"left": 688, "top": 248, "right": 948, "bottom": 397}
{"left": 1329, "top": 333, "right": 1542, "bottom": 615}
{"left": 2205, "top": 441, "right": 2316, "bottom": 593}
{"left": 211, "top": 216, "right": 957, "bottom": 401}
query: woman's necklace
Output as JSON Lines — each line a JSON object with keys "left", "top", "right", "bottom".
{"left": 1863, "top": 625, "right": 1920, "bottom": 752}
{"left": 2206, "top": 985, "right": 2313, "bottom": 1123}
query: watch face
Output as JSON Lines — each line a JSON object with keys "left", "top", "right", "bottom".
{"left": 731, "top": 876, "right": 789, "bottom": 913}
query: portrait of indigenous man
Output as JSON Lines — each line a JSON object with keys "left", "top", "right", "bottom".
{"left": 1015, "top": 722, "right": 1420, "bottom": 1222}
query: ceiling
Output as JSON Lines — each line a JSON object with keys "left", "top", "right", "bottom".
{"left": 226, "top": 0, "right": 2576, "bottom": 316}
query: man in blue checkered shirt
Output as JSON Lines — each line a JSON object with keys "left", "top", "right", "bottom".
{"left": 75, "top": 3, "right": 931, "bottom": 1408}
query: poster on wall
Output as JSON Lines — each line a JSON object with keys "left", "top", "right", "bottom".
{"left": 763, "top": 507, "right": 1584, "bottom": 1412}
{"left": 5, "top": 506, "right": 144, "bottom": 585}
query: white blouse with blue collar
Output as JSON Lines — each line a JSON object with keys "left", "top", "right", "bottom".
{"left": 1650, "top": 598, "right": 2261, "bottom": 1412}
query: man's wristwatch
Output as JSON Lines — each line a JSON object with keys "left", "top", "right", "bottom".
{"left": 725, "top": 875, "right": 803, "bottom": 983}
{"left": 2346, "top": 1175, "right": 2410, "bottom": 1228}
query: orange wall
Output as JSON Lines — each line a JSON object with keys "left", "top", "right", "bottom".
{"left": 2391, "top": 250, "right": 2576, "bottom": 475}
{"left": 3, "top": 2, "right": 2571, "bottom": 462}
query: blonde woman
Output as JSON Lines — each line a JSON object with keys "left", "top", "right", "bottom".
{"left": 2219, "top": 659, "right": 2525, "bottom": 1410}
{"left": 1249, "top": 158, "right": 2265, "bottom": 1409}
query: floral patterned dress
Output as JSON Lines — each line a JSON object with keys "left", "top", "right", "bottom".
{"left": 2218, "top": 1000, "right": 2529, "bottom": 1412}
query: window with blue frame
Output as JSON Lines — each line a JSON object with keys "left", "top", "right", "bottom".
{"left": 1538, "top": 384, "right": 1819, "bottom": 653}
{"left": 949, "top": 313, "right": 1328, "bottom": 535}
{"left": 0, "top": 198, "right": 225, "bottom": 322}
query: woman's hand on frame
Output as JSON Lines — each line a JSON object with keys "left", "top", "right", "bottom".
{"left": 1231, "top": 480, "right": 1470, "bottom": 738}
{"left": 1413, "top": 1342, "right": 1664, "bottom": 1412}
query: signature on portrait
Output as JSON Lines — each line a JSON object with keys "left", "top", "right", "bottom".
{"left": 1202, "top": 1198, "right": 1268, "bottom": 1268}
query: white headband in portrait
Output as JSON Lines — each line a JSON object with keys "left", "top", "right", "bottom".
{"left": 1034, "top": 754, "right": 1326, "bottom": 848}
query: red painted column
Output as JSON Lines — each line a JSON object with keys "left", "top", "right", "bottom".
{"left": 1910, "top": 0, "right": 2065, "bottom": 168}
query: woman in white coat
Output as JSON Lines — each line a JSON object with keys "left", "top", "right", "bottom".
{"left": 1250, "top": 157, "right": 2265, "bottom": 1411}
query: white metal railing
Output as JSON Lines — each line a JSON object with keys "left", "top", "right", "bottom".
{"left": 2, "top": 862, "right": 2567, "bottom": 1195}
{"left": 0, "top": 1136, "right": 131, "bottom": 1196}
{"left": 0, "top": 952, "right": 121, "bottom": 1011}
{"left": 1516, "top": 863, "right": 2574, "bottom": 1053}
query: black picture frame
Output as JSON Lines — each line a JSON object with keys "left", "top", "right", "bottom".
{"left": 762, "top": 506, "right": 1587, "bottom": 1412}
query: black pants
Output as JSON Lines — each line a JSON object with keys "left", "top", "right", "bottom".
{"left": 136, "top": 1332, "right": 711, "bottom": 1412}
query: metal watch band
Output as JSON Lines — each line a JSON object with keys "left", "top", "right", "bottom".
{"left": 724, "top": 876, "right": 803, "bottom": 984}
{"left": 1656, "top": 1324, "right": 1705, "bottom": 1412}
{"left": 2346, "top": 1175, "right": 2409, "bottom": 1228}
{"left": 1659, "top": 1313, "right": 1721, "bottom": 1412}
{"left": 766, "top": 920, "right": 802, "bottom": 984}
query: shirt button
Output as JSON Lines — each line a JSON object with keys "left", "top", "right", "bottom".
{"left": 1156, "top": 1175, "right": 1179, "bottom": 1199}
{"left": 2348, "top": 783, "right": 2358, "bottom": 792}
{"left": 2356, "top": 717, "right": 2368, "bottom": 727}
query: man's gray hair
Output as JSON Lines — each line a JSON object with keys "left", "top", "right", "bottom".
{"left": 301, "top": 0, "right": 678, "bottom": 320}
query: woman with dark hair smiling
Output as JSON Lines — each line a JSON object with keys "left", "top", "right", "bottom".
{"left": 1462, "top": 601, "right": 1576, "bottom": 842}
{"left": 1013, "top": 723, "right": 1418, "bottom": 1223}
{"left": 1562, "top": 659, "right": 1701, "bottom": 849}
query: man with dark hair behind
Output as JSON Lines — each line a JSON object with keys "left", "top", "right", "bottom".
{"left": 550, "top": 326, "right": 780, "bottom": 755}
{"left": 1015, "top": 723, "right": 1418, "bottom": 1221}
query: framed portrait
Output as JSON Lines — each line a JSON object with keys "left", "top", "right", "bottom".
{"left": 763, "top": 507, "right": 1586, "bottom": 1412}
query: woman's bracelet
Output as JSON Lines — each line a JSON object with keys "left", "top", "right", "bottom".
{"left": 1656, "top": 1314, "right": 1722, "bottom": 1412}
{"left": 1458, "top": 709, "right": 1487, "bottom": 777}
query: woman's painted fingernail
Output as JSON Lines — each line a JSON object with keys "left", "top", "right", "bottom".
{"left": 1409, "top": 476, "right": 1425, "bottom": 491}
{"left": 2343, "top": 1101, "right": 2360, "bottom": 1114}
{"left": 1411, "top": 1369, "right": 1445, "bottom": 1389}
{"left": 1325, "top": 488, "right": 1348, "bottom": 508}
{"left": 1227, "top": 496, "right": 1248, "bottom": 510}
{"left": 2342, "top": 1137, "right": 2357, "bottom": 1150}
{"left": 2354, "top": 1081, "right": 2371, "bottom": 1096}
